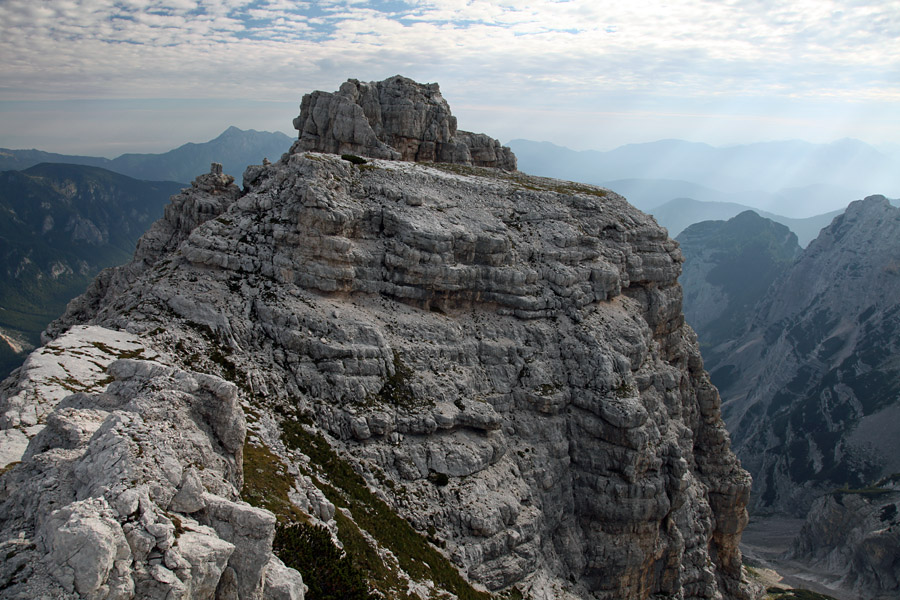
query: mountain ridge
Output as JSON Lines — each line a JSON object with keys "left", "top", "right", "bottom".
{"left": 0, "top": 163, "right": 184, "bottom": 379}
{"left": 0, "top": 127, "right": 293, "bottom": 183}
{"left": 0, "top": 77, "right": 754, "bottom": 600}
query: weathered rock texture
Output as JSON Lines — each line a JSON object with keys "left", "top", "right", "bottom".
{"left": 0, "top": 343, "right": 305, "bottom": 599}
{"left": 1, "top": 81, "right": 752, "bottom": 600}
{"left": 789, "top": 484, "right": 900, "bottom": 599}
{"left": 713, "top": 197, "right": 900, "bottom": 518}
{"left": 292, "top": 75, "right": 517, "bottom": 170}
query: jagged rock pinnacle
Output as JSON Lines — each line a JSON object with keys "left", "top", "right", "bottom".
{"left": 292, "top": 75, "right": 517, "bottom": 170}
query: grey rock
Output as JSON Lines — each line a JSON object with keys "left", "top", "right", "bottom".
{"left": 176, "top": 527, "right": 236, "bottom": 599}
{"left": 201, "top": 493, "right": 277, "bottom": 600}
{"left": 3, "top": 83, "right": 753, "bottom": 599}
{"left": 291, "top": 75, "right": 516, "bottom": 169}
{"left": 170, "top": 467, "right": 208, "bottom": 514}
{"left": 790, "top": 489, "right": 900, "bottom": 599}
{"left": 37, "top": 497, "right": 133, "bottom": 598}
{"left": 262, "top": 555, "right": 307, "bottom": 600}
{"left": 0, "top": 355, "right": 301, "bottom": 600}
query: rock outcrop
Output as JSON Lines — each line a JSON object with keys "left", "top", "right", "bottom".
{"left": 292, "top": 75, "right": 516, "bottom": 170}
{"left": 0, "top": 343, "right": 305, "bottom": 599}
{"left": 1, "top": 78, "right": 751, "bottom": 599}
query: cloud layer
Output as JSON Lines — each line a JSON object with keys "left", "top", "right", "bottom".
{"left": 2, "top": 0, "right": 898, "bottom": 152}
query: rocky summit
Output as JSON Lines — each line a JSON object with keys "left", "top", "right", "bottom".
{"left": 0, "top": 77, "right": 752, "bottom": 600}
{"left": 293, "top": 75, "right": 517, "bottom": 170}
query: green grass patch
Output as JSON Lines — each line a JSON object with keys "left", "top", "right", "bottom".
{"left": 274, "top": 521, "right": 373, "bottom": 600}
{"left": 368, "top": 351, "right": 428, "bottom": 409}
{"left": 281, "top": 420, "right": 492, "bottom": 600}
{"left": 240, "top": 440, "right": 307, "bottom": 524}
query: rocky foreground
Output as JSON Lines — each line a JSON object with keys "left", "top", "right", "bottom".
{"left": 0, "top": 77, "right": 754, "bottom": 599}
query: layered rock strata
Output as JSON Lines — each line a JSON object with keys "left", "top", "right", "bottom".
{"left": 2, "top": 80, "right": 751, "bottom": 598}
{"left": 292, "top": 75, "right": 517, "bottom": 170}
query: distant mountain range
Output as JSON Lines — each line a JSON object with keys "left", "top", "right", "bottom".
{"left": 0, "top": 126, "right": 295, "bottom": 379}
{"left": 0, "top": 126, "right": 294, "bottom": 184}
{"left": 0, "top": 163, "right": 184, "bottom": 378}
{"left": 677, "top": 210, "right": 801, "bottom": 350}
{"left": 508, "top": 138, "right": 900, "bottom": 218}
{"left": 711, "top": 197, "right": 900, "bottom": 517}
{"left": 677, "top": 201, "right": 900, "bottom": 597}
{"left": 652, "top": 197, "right": 843, "bottom": 246}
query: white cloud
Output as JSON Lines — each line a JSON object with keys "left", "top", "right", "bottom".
{"left": 1, "top": 0, "right": 898, "bottom": 152}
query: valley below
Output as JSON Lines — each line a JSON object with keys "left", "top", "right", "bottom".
{"left": 741, "top": 517, "right": 851, "bottom": 600}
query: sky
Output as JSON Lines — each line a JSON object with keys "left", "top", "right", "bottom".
{"left": 1, "top": 0, "right": 899, "bottom": 157}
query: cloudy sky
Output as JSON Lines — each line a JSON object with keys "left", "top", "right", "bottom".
{"left": 1, "top": 0, "right": 898, "bottom": 156}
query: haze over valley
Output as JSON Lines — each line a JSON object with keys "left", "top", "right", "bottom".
{"left": 2, "top": 2, "right": 899, "bottom": 600}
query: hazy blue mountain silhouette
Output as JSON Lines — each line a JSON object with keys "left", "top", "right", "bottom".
{"left": 652, "top": 197, "right": 842, "bottom": 246}
{"left": 508, "top": 138, "right": 900, "bottom": 218}
{"left": 0, "top": 163, "right": 183, "bottom": 378}
{"left": 0, "top": 126, "right": 293, "bottom": 183}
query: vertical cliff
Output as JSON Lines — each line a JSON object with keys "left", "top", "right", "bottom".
{"left": 0, "top": 77, "right": 752, "bottom": 600}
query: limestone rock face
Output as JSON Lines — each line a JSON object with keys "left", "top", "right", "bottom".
{"left": 0, "top": 346, "right": 304, "bottom": 599}
{"left": 292, "top": 75, "right": 516, "bottom": 170}
{"left": 42, "top": 163, "right": 242, "bottom": 340}
{"left": 3, "top": 139, "right": 750, "bottom": 596}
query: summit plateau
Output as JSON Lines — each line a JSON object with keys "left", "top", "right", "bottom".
{"left": 0, "top": 76, "right": 753, "bottom": 600}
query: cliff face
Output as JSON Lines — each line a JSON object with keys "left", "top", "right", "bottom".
{"left": 0, "top": 80, "right": 751, "bottom": 600}
{"left": 789, "top": 484, "right": 900, "bottom": 599}
{"left": 715, "top": 196, "right": 900, "bottom": 516}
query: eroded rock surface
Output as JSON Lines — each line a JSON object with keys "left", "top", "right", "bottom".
{"left": 292, "top": 75, "right": 517, "bottom": 170}
{"left": 8, "top": 146, "right": 755, "bottom": 599}
{"left": 0, "top": 352, "right": 305, "bottom": 599}
{"left": 789, "top": 485, "right": 900, "bottom": 599}
{"left": 2, "top": 79, "right": 751, "bottom": 599}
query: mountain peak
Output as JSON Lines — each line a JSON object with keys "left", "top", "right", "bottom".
{"left": 2, "top": 141, "right": 751, "bottom": 598}
{"left": 292, "top": 75, "right": 516, "bottom": 169}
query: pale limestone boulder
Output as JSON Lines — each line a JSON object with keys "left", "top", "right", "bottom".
{"left": 200, "top": 493, "right": 277, "bottom": 600}
{"left": 0, "top": 355, "right": 303, "bottom": 599}
{"left": 263, "top": 555, "right": 307, "bottom": 600}
{"left": 38, "top": 497, "right": 133, "bottom": 599}
{"left": 177, "top": 527, "right": 236, "bottom": 599}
